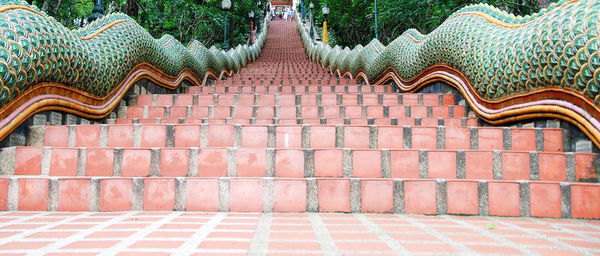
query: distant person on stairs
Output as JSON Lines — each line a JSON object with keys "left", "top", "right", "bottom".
{"left": 283, "top": 7, "right": 289, "bottom": 21}
{"left": 270, "top": 7, "right": 275, "bottom": 20}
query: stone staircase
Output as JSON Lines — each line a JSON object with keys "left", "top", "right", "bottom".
{"left": 0, "top": 20, "right": 599, "bottom": 220}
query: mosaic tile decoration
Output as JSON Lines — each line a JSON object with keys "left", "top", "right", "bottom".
{"left": 299, "top": 0, "right": 600, "bottom": 147}
{"left": 0, "top": 0, "right": 268, "bottom": 139}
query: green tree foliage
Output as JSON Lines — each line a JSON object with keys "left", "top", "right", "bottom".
{"left": 28, "top": 0, "right": 555, "bottom": 49}
{"left": 28, "top": 0, "right": 265, "bottom": 48}
{"left": 26, "top": 0, "right": 94, "bottom": 28}
{"left": 308, "top": 0, "right": 557, "bottom": 47}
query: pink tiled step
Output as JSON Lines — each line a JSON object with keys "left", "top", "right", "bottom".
{"left": 132, "top": 93, "right": 456, "bottom": 107}
{"left": 111, "top": 117, "right": 479, "bottom": 127}
{"left": 34, "top": 124, "right": 564, "bottom": 152}
{"left": 0, "top": 176, "right": 598, "bottom": 219}
{"left": 3, "top": 147, "right": 595, "bottom": 182}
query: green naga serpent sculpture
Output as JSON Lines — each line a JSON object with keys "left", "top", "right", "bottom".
{"left": 300, "top": 0, "right": 600, "bottom": 147}
{"left": 0, "top": 0, "right": 267, "bottom": 140}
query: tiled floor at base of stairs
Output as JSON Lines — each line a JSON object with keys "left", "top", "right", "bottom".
{"left": 0, "top": 212, "right": 597, "bottom": 255}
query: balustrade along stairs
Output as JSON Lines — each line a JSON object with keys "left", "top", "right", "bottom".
{"left": 0, "top": 11, "right": 599, "bottom": 255}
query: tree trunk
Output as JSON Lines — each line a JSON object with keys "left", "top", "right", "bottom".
{"left": 126, "top": 0, "right": 139, "bottom": 17}
{"left": 537, "top": 0, "right": 550, "bottom": 9}
{"left": 54, "top": 0, "right": 62, "bottom": 21}
{"left": 230, "top": 18, "right": 235, "bottom": 48}
{"left": 41, "top": 0, "right": 51, "bottom": 13}
{"left": 178, "top": 12, "right": 185, "bottom": 42}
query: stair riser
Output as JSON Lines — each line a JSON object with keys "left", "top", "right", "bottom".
{"left": 3, "top": 147, "right": 596, "bottom": 182}
{"left": 214, "top": 80, "right": 358, "bottom": 85}
{"left": 1, "top": 177, "right": 598, "bottom": 219}
{"left": 122, "top": 105, "right": 467, "bottom": 120}
{"left": 133, "top": 93, "right": 455, "bottom": 107}
{"left": 193, "top": 86, "right": 388, "bottom": 94}
{"left": 33, "top": 125, "right": 564, "bottom": 152}
{"left": 113, "top": 117, "right": 478, "bottom": 127}
{"left": 214, "top": 80, "right": 359, "bottom": 85}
